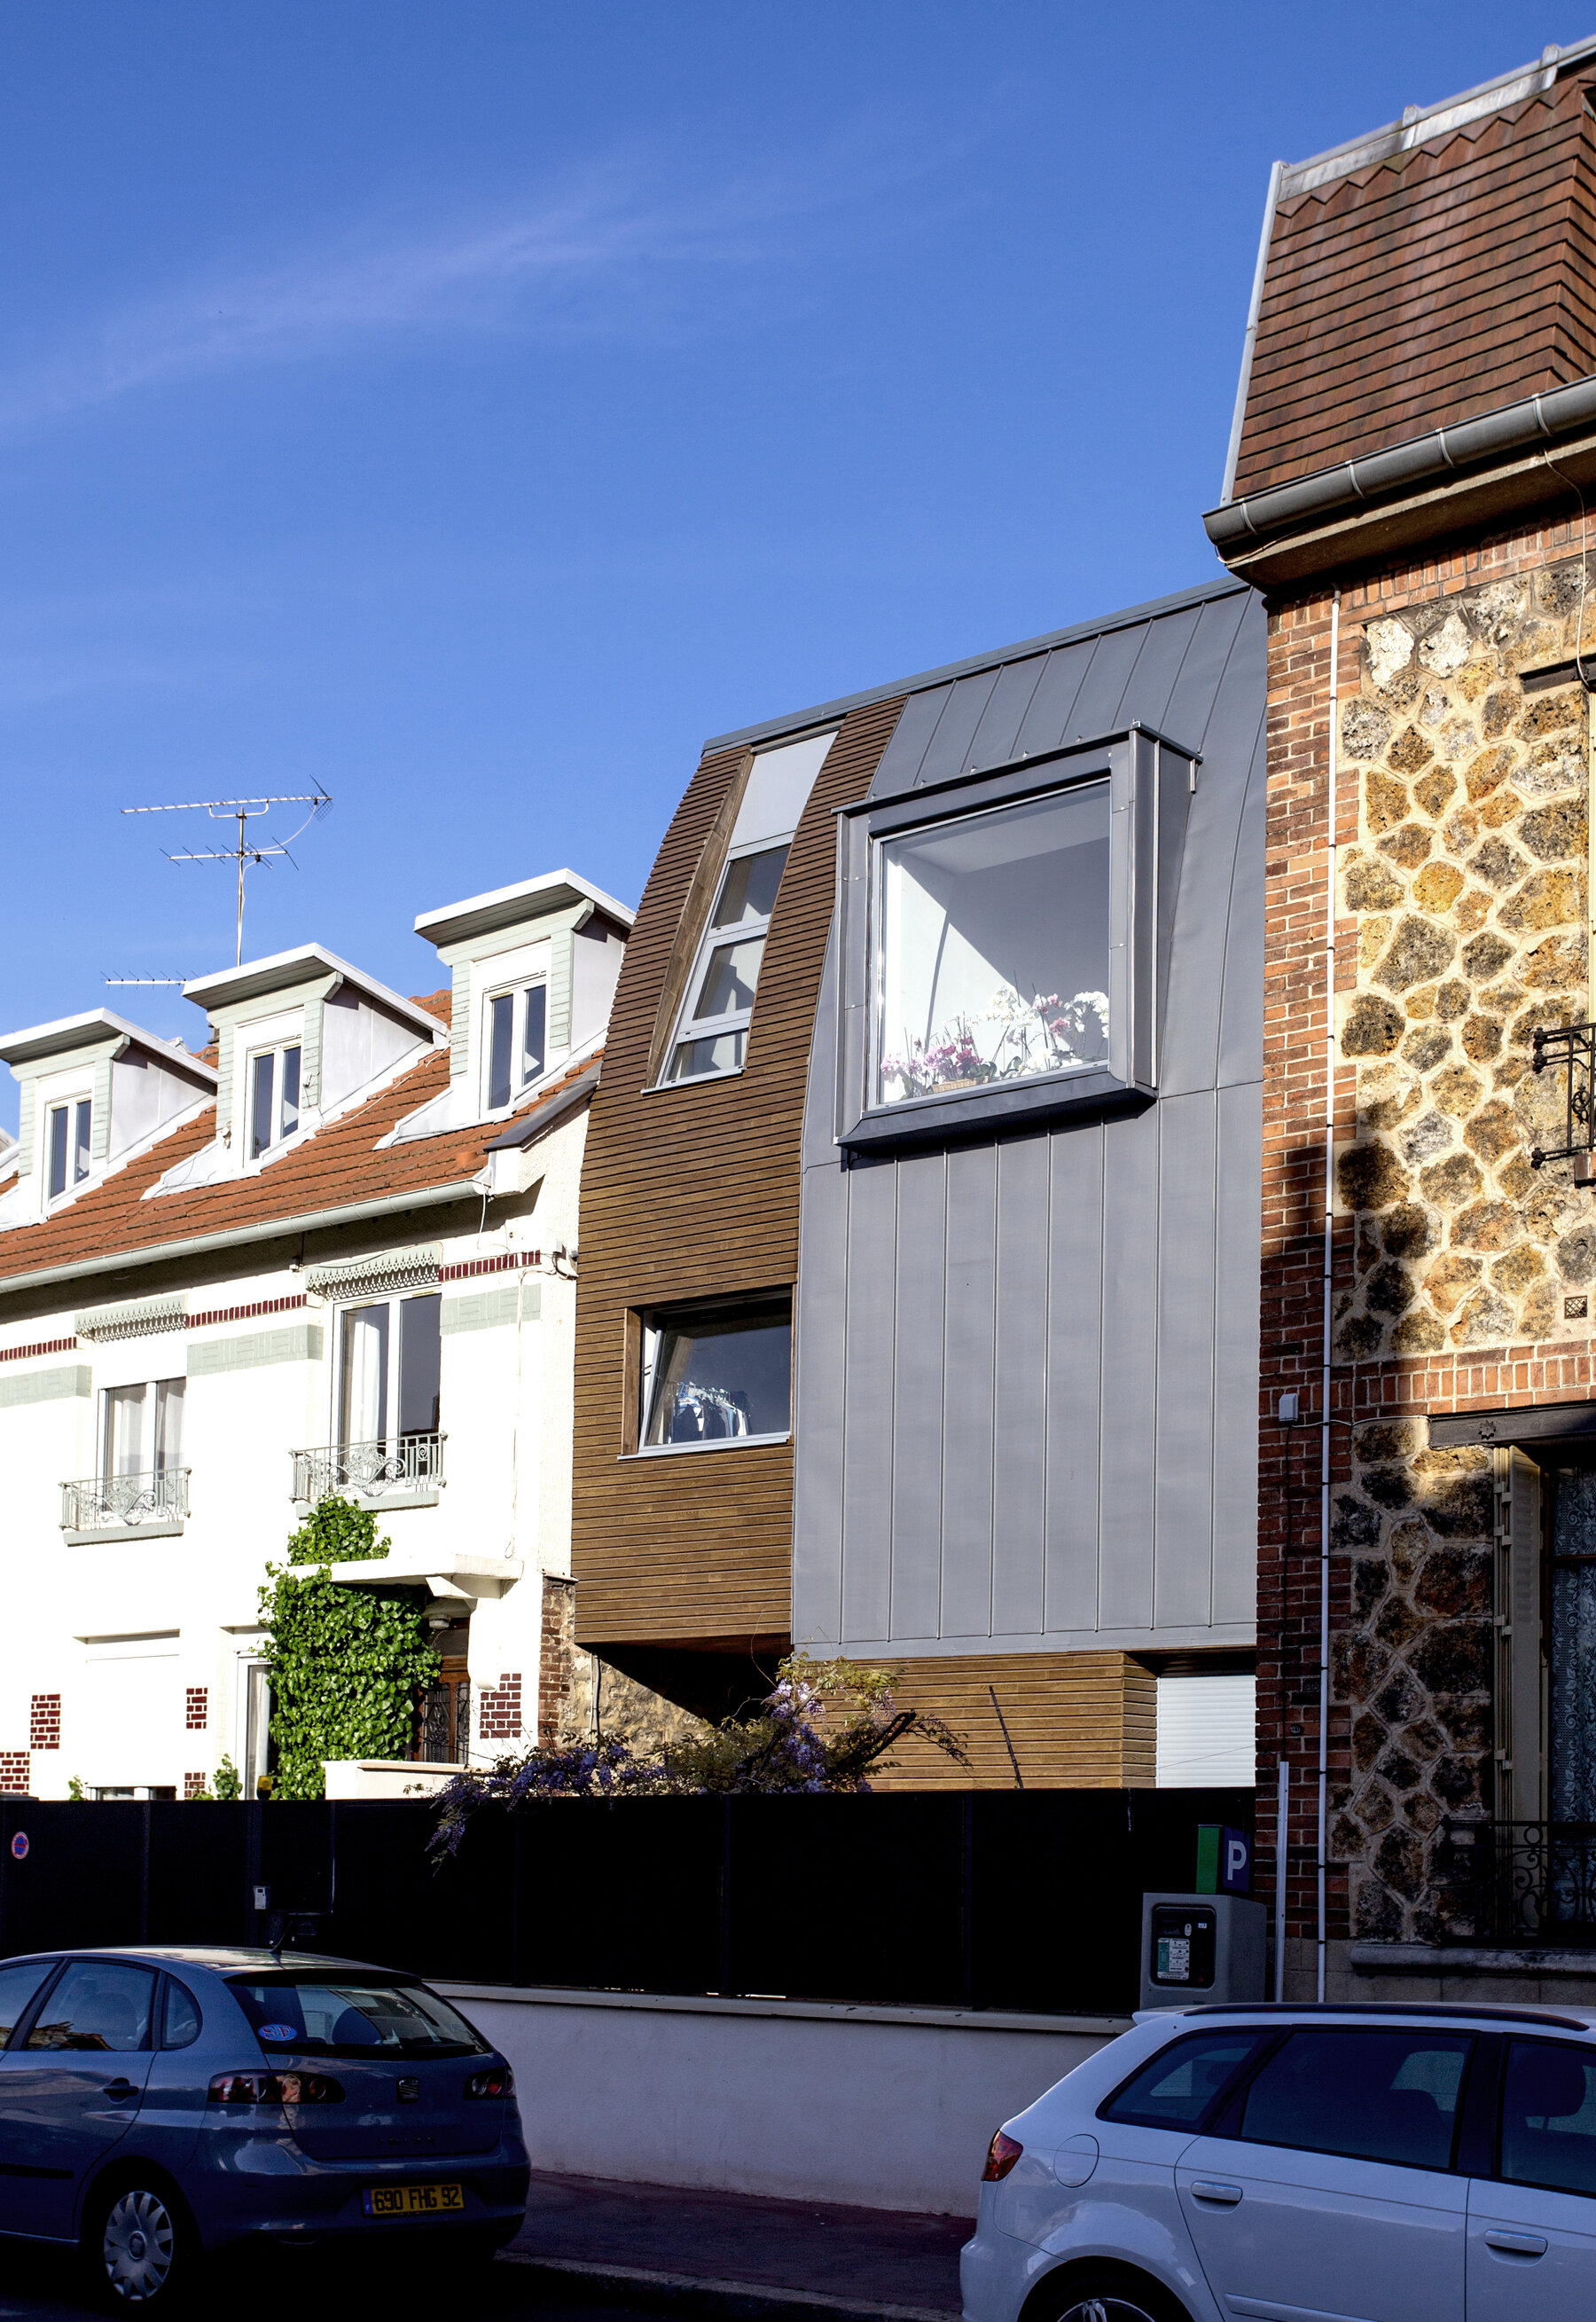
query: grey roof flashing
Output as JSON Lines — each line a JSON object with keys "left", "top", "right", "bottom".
{"left": 700, "top": 577, "right": 1248, "bottom": 757}
{"left": 483, "top": 1061, "right": 601, "bottom": 1149}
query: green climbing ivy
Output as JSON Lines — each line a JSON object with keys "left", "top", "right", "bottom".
{"left": 257, "top": 1497, "right": 438, "bottom": 1800}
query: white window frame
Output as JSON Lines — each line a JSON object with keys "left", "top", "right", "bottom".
{"left": 45, "top": 1094, "right": 93, "bottom": 1202}
{"left": 100, "top": 1377, "right": 185, "bottom": 1480}
{"left": 332, "top": 1288, "right": 442, "bottom": 1450}
{"left": 481, "top": 975, "right": 548, "bottom": 1115}
{"left": 659, "top": 838, "right": 793, "bottom": 1087}
{"left": 246, "top": 1039, "right": 301, "bottom": 1161}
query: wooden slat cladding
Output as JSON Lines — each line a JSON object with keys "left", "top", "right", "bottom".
{"left": 858, "top": 1652, "right": 1156, "bottom": 1790}
{"left": 1235, "top": 81, "right": 1596, "bottom": 496}
{"left": 572, "top": 697, "right": 905, "bottom": 1646}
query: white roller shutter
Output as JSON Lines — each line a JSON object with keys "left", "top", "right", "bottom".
{"left": 1155, "top": 1674, "right": 1256, "bottom": 1786}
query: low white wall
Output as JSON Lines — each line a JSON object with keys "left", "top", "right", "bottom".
{"left": 436, "top": 1983, "right": 1126, "bottom": 2216}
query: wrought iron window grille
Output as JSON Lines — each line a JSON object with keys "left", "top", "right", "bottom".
{"left": 291, "top": 1432, "right": 447, "bottom": 1506}
{"left": 1436, "top": 1818, "right": 1596, "bottom": 1946}
{"left": 60, "top": 1469, "right": 190, "bottom": 1532}
{"left": 1530, "top": 1021, "right": 1596, "bottom": 1185}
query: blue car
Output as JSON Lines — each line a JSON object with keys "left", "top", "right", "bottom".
{"left": 0, "top": 1944, "right": 530, "bottom": 2307}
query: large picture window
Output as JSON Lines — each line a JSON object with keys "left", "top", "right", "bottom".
{"left": 875, "top": 783, "right": 1110, "bottom": 1107}
{"left": 639, "top": 1297, "right": 792, "bottom": 1450}
{"left": 834, "top": 731, "right": 1194, "bottom": 1152}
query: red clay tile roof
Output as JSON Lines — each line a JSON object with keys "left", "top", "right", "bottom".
{"left": 1235, "top": 79, "right": 1596, "bottom": 495}
{"left": 0, "top": 1044, "right": 600, "bottom": 1291}
{"left": 410, "top": 990, "right": 453, "bottom": 1027}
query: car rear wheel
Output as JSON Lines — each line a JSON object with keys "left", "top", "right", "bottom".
{"left": 1039, "top": 2266, "right": 1191, "bottom": 2322}
{"left": 94, "top": 2183, "right": 187, "bottom": 2309}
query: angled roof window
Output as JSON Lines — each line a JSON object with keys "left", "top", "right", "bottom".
{"left": 660, "top": 731, "right": 835, "bottom": 1087}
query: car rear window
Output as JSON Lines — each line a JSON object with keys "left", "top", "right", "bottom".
{"left": 1100, "top": 2030, "right": 1275, "bottom": 2131}
{"left": 1238, "top": 2028, "right": 1473, "bottom": 2172}
{"left": 227, "top": 1972, "right": 488, "bottom": 2058}
{"left": 1500, "top": 2039, "right": 1596, "bottom": 2198}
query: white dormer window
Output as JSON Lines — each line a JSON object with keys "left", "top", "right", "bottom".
{"left": 47, "top": 1099, "right": 92, "bottom": 1199}
{"left": 248, "top": 1042, "right": 301, "bottom": 1158}
{"left": 485, "top": 981, "right": 547, "bottom": 1112}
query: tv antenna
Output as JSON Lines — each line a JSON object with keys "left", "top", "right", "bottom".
{"left": 121, "top": 792, "right": 333, "bottom": 967}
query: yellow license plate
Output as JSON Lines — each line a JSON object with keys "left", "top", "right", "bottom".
{"left": 362, "top": 2182, "right": 466, "bottom": 2218}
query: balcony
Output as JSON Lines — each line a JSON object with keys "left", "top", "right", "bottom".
{"left": 60, "top": 1469, "right": 190, "bottom": 1545}
{"left": 1436, "top": 1820, "right": 1596, "bottom": 1947}
{"left": 291, "top": 1432, "right": 446, "bottom": 1512}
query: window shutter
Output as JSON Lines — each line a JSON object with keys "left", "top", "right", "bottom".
{"left": 1495, "top": 1446, "right": 1545, "bottom": 1824}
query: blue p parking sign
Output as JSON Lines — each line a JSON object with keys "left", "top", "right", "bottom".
{"left": 1220, "top": 1826, "right": 1251, "bottom": 1895}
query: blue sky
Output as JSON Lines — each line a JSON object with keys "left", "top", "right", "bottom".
{"left": 0, "top": 3, "right": 1582, "bottom": 1130}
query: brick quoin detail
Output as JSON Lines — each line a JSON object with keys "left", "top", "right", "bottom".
{"left": 185, "top": 1687, "right": 208, "bottom": 1731}
{"left": 184, "top": 1772, "right": 208, "bottom": 1800}
{"left": 479, "top": 1673, "right": 522, "bottom": 1741}
{"left": 0, "top": 1754, "right": 29, "bottom": 1794}
{"left": 29, "top": 1695, "right": 60, "bottom": 1752}
{"left": 539, "top": 1581, "right": 575, "bottom": 1745}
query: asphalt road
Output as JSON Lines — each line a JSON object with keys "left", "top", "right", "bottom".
{"left": 0, "top": 2240, "right": 661, "bottom": 2322}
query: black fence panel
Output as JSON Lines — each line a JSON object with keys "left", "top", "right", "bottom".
{"left": 726, "top": 1792, "right": 966, "bottom": 2005}
{"left": 516, "top": 1797, "right": 723, "bottom": 1993}
{"left": 969, "top": 1787, "right": 1255, "bottom": 2014}
{"left": 0, "top": 1800, "right": 147, "bottom": 1952}
{"left": 0, "top": 1789, "right": 1256, "bottom": 2013}
{"left": 147, "top": 1802, "right": 252, "bottom": 1946}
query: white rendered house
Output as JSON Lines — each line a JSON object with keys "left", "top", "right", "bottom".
{"left": 0, "top": 869, "right": 630, "bottom": 1800}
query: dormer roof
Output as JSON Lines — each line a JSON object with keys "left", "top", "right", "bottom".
{"left": 414, "top": 868, "right": 635, "bottom": 953}
{"left": 183, "top": 945, "right": 445, "bottom": 1038}
{"left": 0, "top": 1008, "right": 216, "bottom": 1083}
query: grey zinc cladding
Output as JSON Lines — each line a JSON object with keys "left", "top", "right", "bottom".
{"left": 791, "top": 577, "right": 1265, "bottom": 1659}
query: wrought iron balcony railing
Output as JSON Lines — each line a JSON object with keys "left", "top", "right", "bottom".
{"left": 1531, "top": 1020, "right": 1596, "bottom": 1182}
{"left": 291, "top": 1432, "right": 446, "bottom": 1506}
{"left": 60, "top": 1469, "right": 191, "bottom": 1534}
{"left": 1435, "top": 1820, "right": 1596, "bottom": 1947}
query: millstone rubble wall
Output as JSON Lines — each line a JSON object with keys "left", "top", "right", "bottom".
{"left": 1329, "top": 557, "right": 1592, "bottom": 1942}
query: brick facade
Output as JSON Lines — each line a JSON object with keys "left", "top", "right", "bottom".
{"left": 184, "top": 1771, "right": 207, "bottom": 1799}
{"left": 185, "top": 1687, "right": 207, "bottom": 1731}
{"left": 0, "top": 1753, "right": 29, "bottom": 1794}
{"left": 28, "top": 1695, "right": 59, "bottom": 1751}
{"left": 1257, "top": 512, "right": 1596, "bottom": 1980}
{"left": 479, "top": 1672, "right": 522, "bottom": 1743}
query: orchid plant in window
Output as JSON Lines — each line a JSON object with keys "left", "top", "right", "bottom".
{"left": 880, "top": 984, "right": 1109, "bottom": 1102}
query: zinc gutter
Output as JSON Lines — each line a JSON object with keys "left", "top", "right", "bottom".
{"left": 1205, "top": 373, "right": 1596, "bottom": 553}
{"left": 0, "top": 1178, "right": 486, "bottom": 1303}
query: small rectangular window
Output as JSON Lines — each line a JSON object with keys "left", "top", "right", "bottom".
{"left": 1500, "top": 2039, "right": 1596, "bottom": 2197}
{"left": 46, "top": 1098, "right": 91, "bottom": 1199}
{"left": 1099, "top": 2030, "right": 1273, "bottom": 2133}
{"left": 249, "top": 1044, "right": 302, "bottom": 1159}
{"left": 485, "top": 983, "right": 547, "bottom": 1111}
{"left": 103, "top": 1379, "right": 184, "bottom": 1478}
{"left": 639, "top": 1296, "right": 792, "bottom": 1448}
{"left": 1237, "top": 2028, "right": 1472, "bottom": 2172}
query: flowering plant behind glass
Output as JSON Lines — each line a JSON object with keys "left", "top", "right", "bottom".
{"left": 880, "top": 985, "right": 1108, "bottom": 1101}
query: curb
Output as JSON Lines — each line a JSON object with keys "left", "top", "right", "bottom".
{"left": 497, "top": 2250, "right": 957, "bottom": 2322}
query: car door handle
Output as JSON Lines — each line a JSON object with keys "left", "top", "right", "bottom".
{"left": 1484, "top": 2230, "right": 1547, "bottom": 2257}
{"left": 101, "top": 2079, "right": 138, "bottom": 2103}
{"left": 1189, "top": 2180, "right": 1243, "bottom": 2205}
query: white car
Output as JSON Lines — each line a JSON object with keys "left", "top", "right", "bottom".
{"left": 961, "top": 1999, "right": 1596, "bottom": 2322}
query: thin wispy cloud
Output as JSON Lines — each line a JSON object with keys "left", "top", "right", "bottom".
{"left": 0, "top": 117, "right": 973, "bottom": 434}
